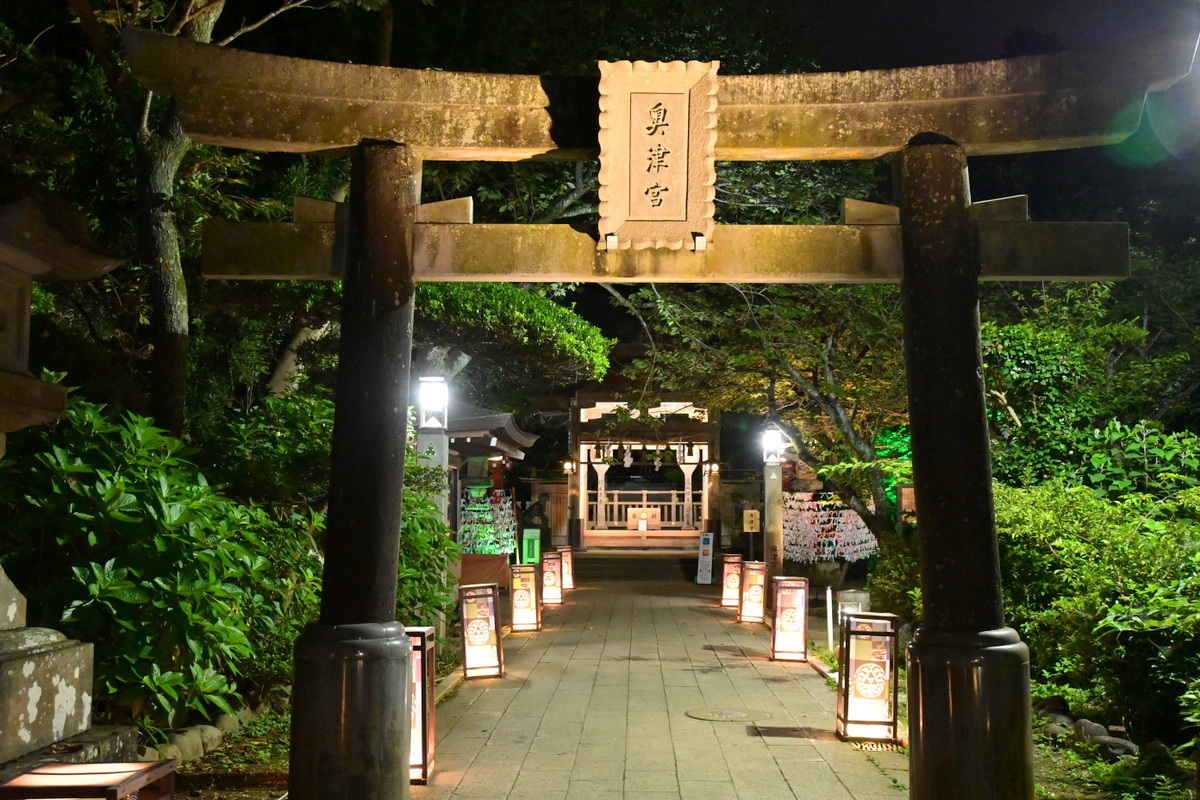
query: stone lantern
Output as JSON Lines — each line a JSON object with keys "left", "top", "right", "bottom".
{"left": 0, "top": 193, "right": 123, "bottom": 765}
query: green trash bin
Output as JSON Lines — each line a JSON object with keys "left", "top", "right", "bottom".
{"left": 521, "top": 528, "right": 542, "bottom": 565}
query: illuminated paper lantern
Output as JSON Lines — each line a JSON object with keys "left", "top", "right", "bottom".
{"left": 541, "top": 551, "right": 563, "bottom": 605}
{"left": 836, "top": 611, "right": 900, "bottom": 742}
{"left": 737, "top": 561, "right": 768, "bottom": 623}
{"left": 459, "top": 583, "right": 504, "bottom": 679}
{"left": 770, "top": 577, "right": 809, "bottom": 661}
{"left": 0, "top": 762, "right": 177, "bottom": 799}
{"left": 559, "top": 545, "right": 575, "bottom": 590}
{"left": 720, "top": 554, "right": 743, "bottom": 607}
{"left": 405, "top": 626, "right": 436, "bottom": 783}
{"left": 510, "top": 563, "right": 542, "bottom": 632}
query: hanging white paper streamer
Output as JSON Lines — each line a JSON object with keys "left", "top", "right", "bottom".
{"left": 782, "top": 491, "right": 878, "bottom": 564}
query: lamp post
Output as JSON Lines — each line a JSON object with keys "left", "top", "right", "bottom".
{"left": 563, "top": 457, "right": 583, "bottom": 549}
{"left": 701, "top": 459, "right": 720, "bottom": 539}
{"left": 416, "top": 376, "right": 450, "bottom": 518}
{"left": 762, "top": 429, "right": 786, "bottom": 578}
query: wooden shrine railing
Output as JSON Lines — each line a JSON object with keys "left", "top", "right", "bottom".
{"left": 586, "top": 490, "right": 702, "bottom": 530}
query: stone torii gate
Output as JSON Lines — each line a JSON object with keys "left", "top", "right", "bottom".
{"left": 125, "top": 27, "right": 1198, "bottom": 800}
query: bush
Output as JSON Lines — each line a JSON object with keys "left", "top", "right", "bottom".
{"left": 0, "top": 397, "right": 321, "bottom": 740}
{"left": 995, "top": 482, "right": 1200, "bottom": 744}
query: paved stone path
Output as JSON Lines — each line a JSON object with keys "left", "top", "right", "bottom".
{"left": 414, "top": 571, "right": 909, "bottom": 799}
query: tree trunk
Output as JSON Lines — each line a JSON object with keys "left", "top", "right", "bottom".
{"left": 136, "top": 2, "right": 223, "bottom": 436}
{"left": 412, "top": 345, "right": 472, "bottom": 381}
{"left": 268, "top": 323, "right": 332, "bottom": 396}
{"left": 137, "top": 108, "right": 192, "bottom": 436}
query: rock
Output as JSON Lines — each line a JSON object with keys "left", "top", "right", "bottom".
{"left": 166, "top": 728, "right": 204, "bottom": 762}
{"left": 236, "top": 706, "right": 258, "bottom": 726}
{"left": 194, "top": 724, "right": 223, "bottom": 752}
{"left": 137, "top": 745, "right": 161, "bottom": 761}
{"left": 1136, "top": 741, "right": 1196, "bottom": 784}
{"left": 1041, "top": 723, "right": 1072, "bottom": 737}
{"left": 1106, "top": 724, "right": 1128, "bottom": 738}
{"left": 268, "top": 685, "right": 292, "bottom": 708}
{"left": 157, "top": 743, "right": 183, "bottom": 763}
{"left": 1034, "top": 695, "right": 1072, "bottom": 717}
{"left": 215, "top": 713, "right": 241, "bottom": 734}
{"left": 1091, "top": 735, "right": 1139, "bottom": 760}
{"left": 1072, "top": 718, "right": 1108, "bottom": 743}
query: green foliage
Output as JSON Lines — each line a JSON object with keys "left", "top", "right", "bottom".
{"left": 396, "top": 483, "right": 460, "bottom": 626}
{"left": 1098, "top": 513, "right": 1200, "bottom": 750}
{"left": 1074, "top": 420, "right": 1200, "bottom": 500}
{"left": 626, "top": 282, "right": 906, "bottom": 544}
{"left": 0, "top": 395, "right": 322, "bottom": 740}
{"left": 416, "top": 283, "right": 612, "bottom": 384}
{"left": 199, "top": 393, "right": 336, "bottom": 505}
{"left": 395, "top": 416, "right": 459, "bottom": 626}
{"left": 982, "top": 284, "right": 1183, "bottom": 485}
{"left": 994, "top": 482, "right": 1200, "bottom": 743}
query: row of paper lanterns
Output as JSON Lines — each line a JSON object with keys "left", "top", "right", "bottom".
{"left": 409, "top": 546, "right": 577, "bottom": 783}
{"left": 719, "top": 554, "right": 900, "bottom": 744}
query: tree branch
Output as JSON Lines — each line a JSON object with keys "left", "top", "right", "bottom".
{"left": 217, "top": 0, "right": 325, "bottom": 46}
{"left": 67, "top": 0, "right": 142, "bottom": 134}
{"left": 533, "top": 162, "right": 598, "bottom": 224}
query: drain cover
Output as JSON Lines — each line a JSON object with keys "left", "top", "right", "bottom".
{"left": 853, "top": 741, "right": 905, "bottom": 752}
{"left": 686, "top": 708, "right": 773, "bottom": 722}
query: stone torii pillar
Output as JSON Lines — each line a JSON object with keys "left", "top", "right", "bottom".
{"left": 288, "top": 141, "right": 419, "bottom": 800}
{"left": 898, "top": 135, "right": 1032, "bottom": 798}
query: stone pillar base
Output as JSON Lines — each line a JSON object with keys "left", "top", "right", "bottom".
{"left": 907, "top": 626, "right": 1033, "bottom": 800}
{"left": 289, "top": 622, "right": 412, "bottom": 800}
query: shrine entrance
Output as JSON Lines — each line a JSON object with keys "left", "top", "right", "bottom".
{"left": 124, "top": 26, "right": 1199, "bottom": 800}
{"left": 568, "top": 397, "right": 718, "bottom": 550}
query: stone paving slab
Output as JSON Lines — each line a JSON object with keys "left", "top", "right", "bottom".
{"left": 414, "top": 576, "right": 907, "bottom": 800}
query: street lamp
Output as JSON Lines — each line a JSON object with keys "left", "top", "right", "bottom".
{"left": 762, "top": 427, "right": 786, "bottom": 575}
{"left": 762, "top": 428, "right": 786, "bottom": 465}
{"left": 417, "top": 376, "right": 449, "bottom": 430}
{"left": 563, "top": 459, "right": 576, "bottom": 474}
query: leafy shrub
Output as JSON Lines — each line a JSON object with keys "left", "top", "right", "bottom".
{"left": 198, "top": 393, "right": 335, "bottom": 506}
{"left": 0, "top": 397, "right": 321, "bottom": 740}
{"left": 205, "top": 392, "right": 459, "bottom": 626}
{"left": 1073, "top": 420, "right": 1200, "bottom": 500}
{"left": 396, "top": 483, "right": 459, "bottom": 627}
{"left": 994, "top": 482, "right": 1200, "bottom": 743}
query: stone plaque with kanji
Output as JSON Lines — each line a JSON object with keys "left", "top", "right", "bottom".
{"left": 598, "top": 60, "right": 718, "bottom": 250}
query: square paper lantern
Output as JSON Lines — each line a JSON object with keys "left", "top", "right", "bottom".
{"left": 720, "top": 554, "right": 743, "bottom": 607}
{"left": 0, "top": 762, "right": 177, "bottom": 800}
{"left": 405, "top": 626, "right": 436, "bottom": 783}
{"left": 509, "top": 563, "right": 541, "bottom": 632}
{"left": 559, "top": 545, "right": 575, "bottom": 590}
{"left": 459, "top": 583, "right": 504, "bottom": 679}
{"left": 737, "top": 561, "right": 768, "bottom": 624}
{"left": 836, "top": 611, "right": 900, "bottom": 742}
{"left": 541, "top": 551, "right": 564, "bottom": 605}
{"left": 770, "top": 577, "right": 809, "bottom": 661}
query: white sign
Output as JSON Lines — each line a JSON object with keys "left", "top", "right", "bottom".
{"left": 696, "top": 532, "right": 714, "bottom": 584}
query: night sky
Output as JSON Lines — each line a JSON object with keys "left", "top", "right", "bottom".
{"left": 798, "top": 0, "right": 1198, "bottom": 70}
